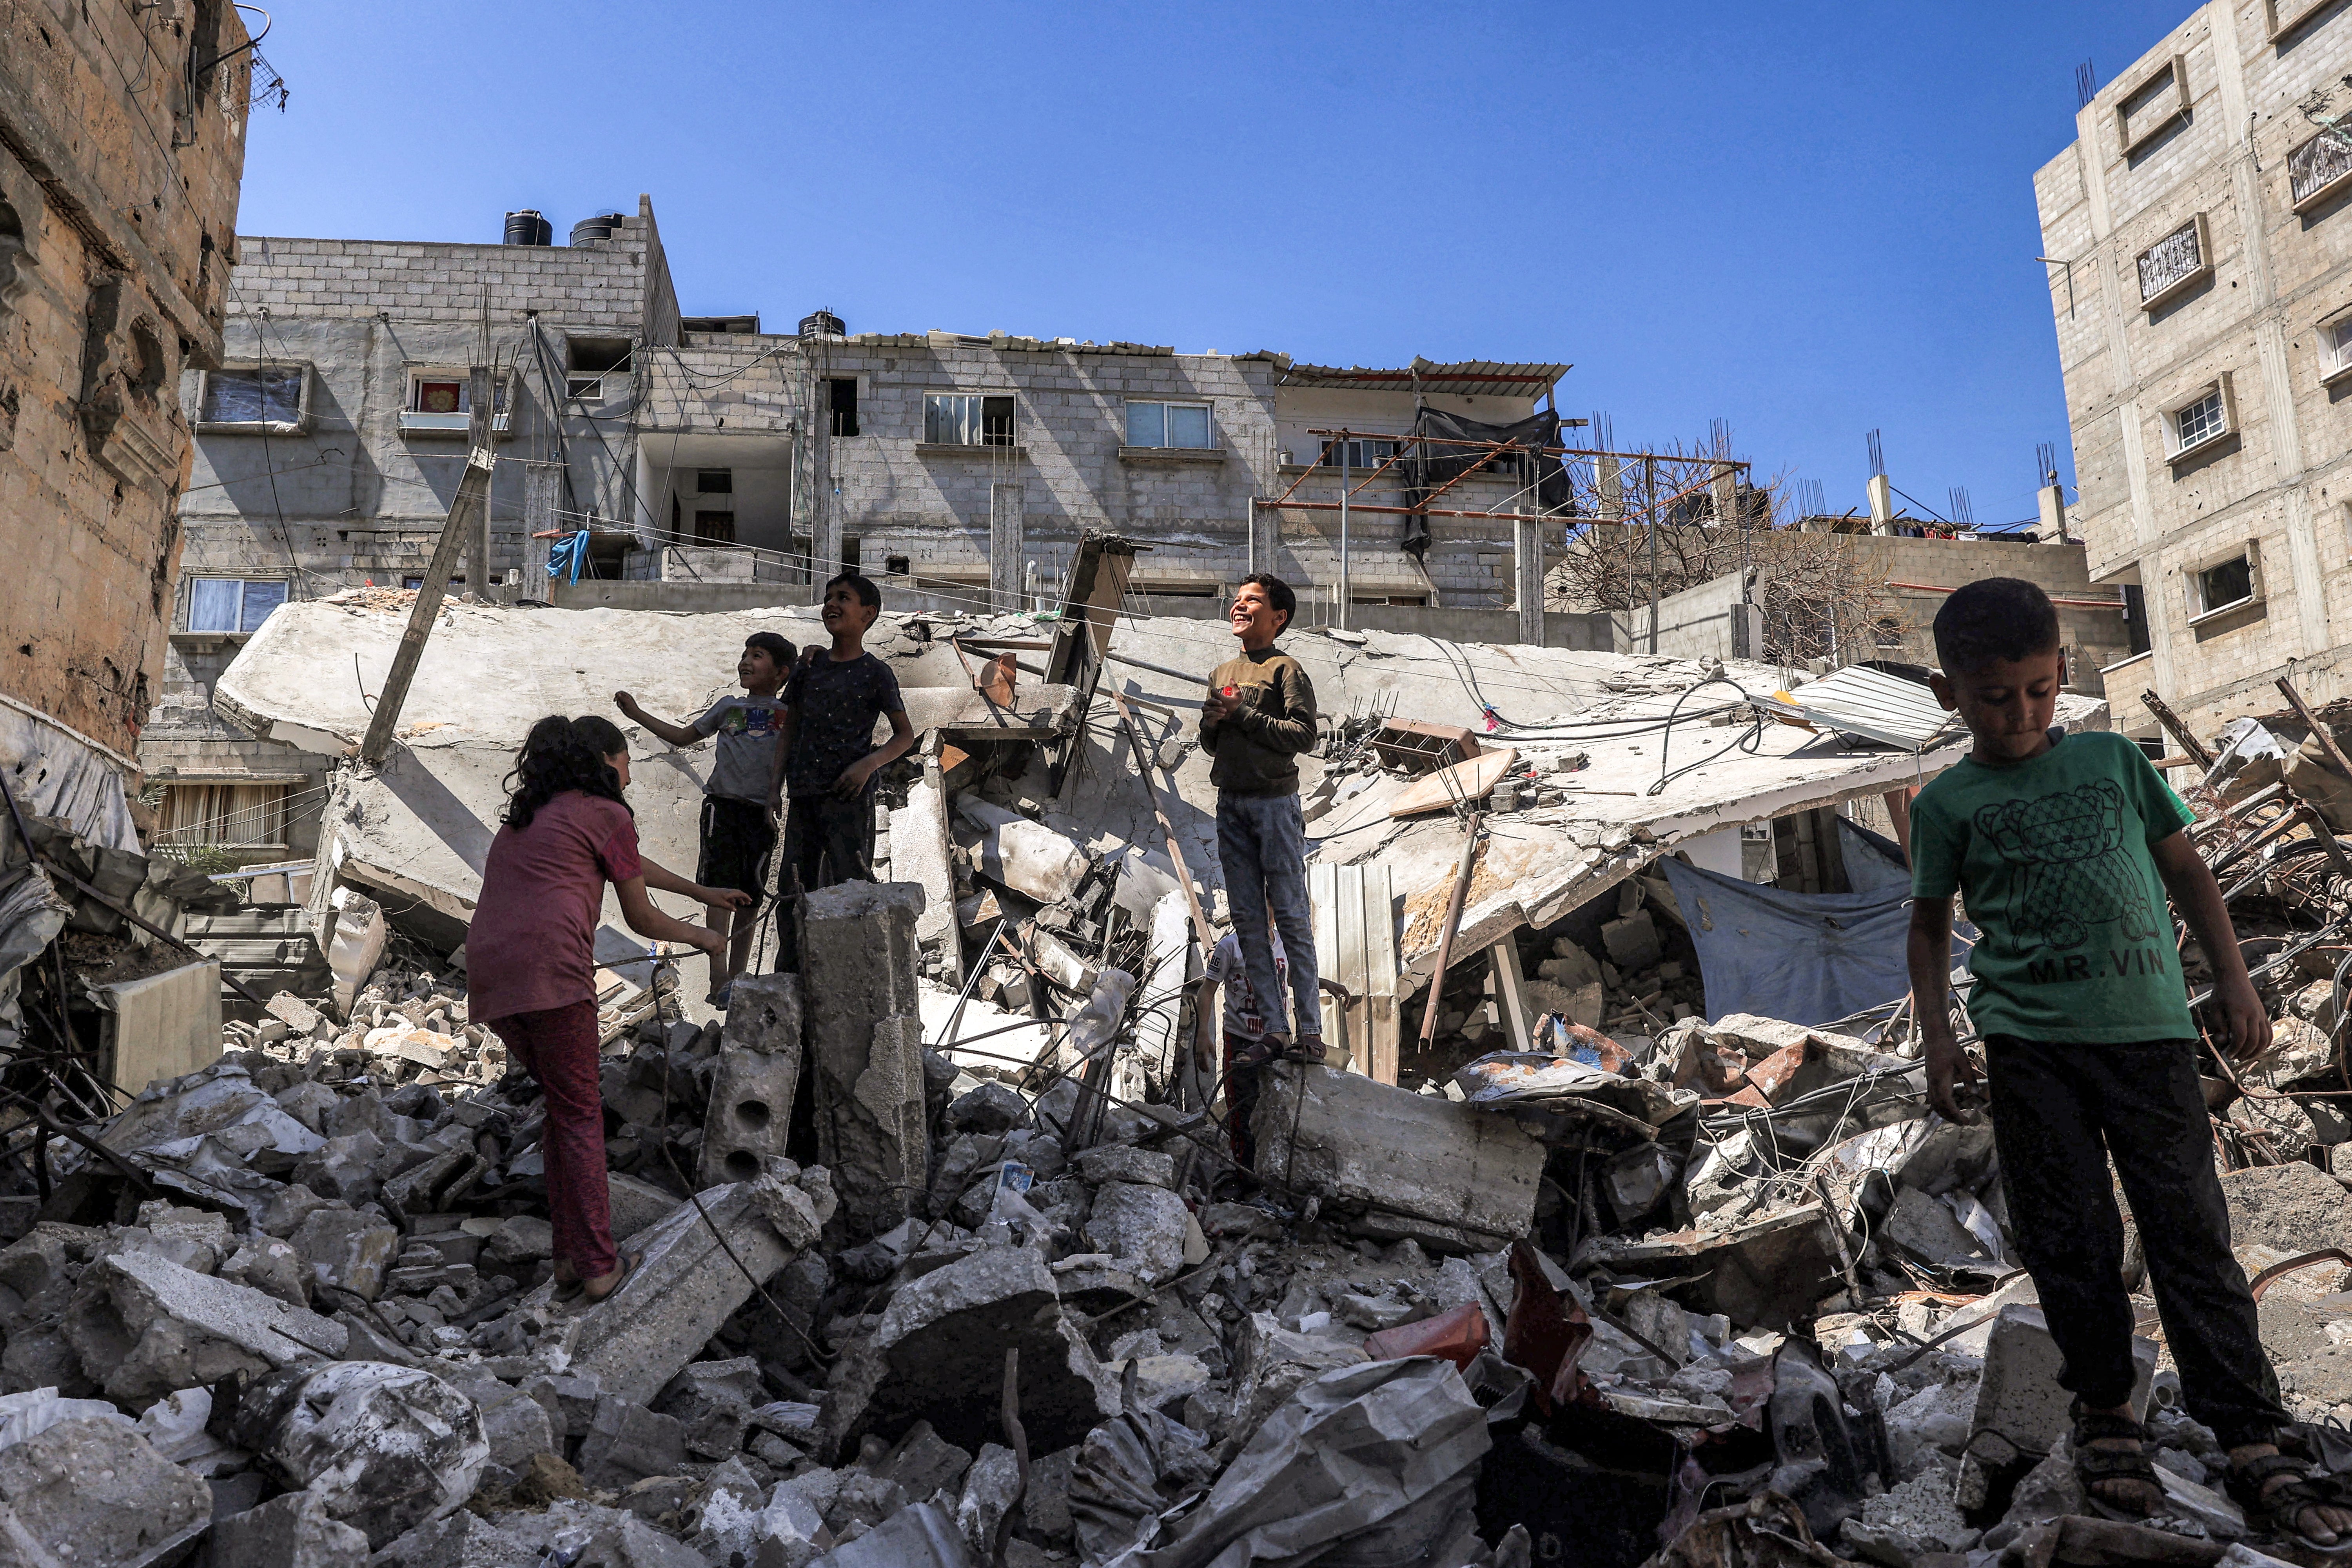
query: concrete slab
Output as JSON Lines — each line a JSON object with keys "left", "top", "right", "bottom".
{"left": 892, "top": 774, "right": 957, "bottom": 961}
{"left": 71, "top": 1250, "right": 347, "bottom": 1404}
{"left": 1251, "top": 1063, "right": 1544, "bottom": 1253}
{"left": 698, "top": 1047, "right": 803, "bottom": 1189}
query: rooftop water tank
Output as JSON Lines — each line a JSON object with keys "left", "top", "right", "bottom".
{"left": 570, "top": 212, "right": 625, "bottom": 246}
{"left": 799, "top": 309, "right": 846, "bottom": 341}
{"left": 503, "top": 210, "right": 552, "bottom": 246}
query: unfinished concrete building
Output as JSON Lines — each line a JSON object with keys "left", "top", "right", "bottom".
{"left": 146, "top": 199, "right": 681, "bottom": 863}
{"left": 0, "top": 0, "right": 251, "bottom": 762}
{"left": 2035, "top": 0, "right": 2352, "bottom": 738}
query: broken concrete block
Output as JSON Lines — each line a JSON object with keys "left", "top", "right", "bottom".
{"left": 68, "top": 1250, "right": 346, "bottom": 1405}
{"left": 567, "top": 1179, "right": 804, "bottom": 1406}
{"left": 226, "top": 1361, "right": 488, "bottom": 1550}
{"left": 1600, "top": 910, "right": 1662, "bottom": 971}
{"left": 801, "top": 881, "right": 930, "bottom": 1241}
{"left": 877, "top": 1419, "right": 975, "bottom": 1499}
{"left": 577, "top": 1396, "right": 688, "bottom": 1492}
{"left": 956, "top": 1442, "right": 1022, "bottom": 1559}
{"left": 292, "top": 1130, "right": 384, "bottom": 1207}
{"left": 445, "top": 1373, "right": 557, "bottom": 1474}
{"left": 946, "top": 1081, "right": 1027, "bottom": 1136}
{"left": 818, "top": 1244, "right": 1113, "bottom": 1461}
{"left": 221, "top": 1236, "right": 313, "bottom": 1308}
{"left": 958, "top": 797, "right": 1089, "bottom": 905}
{"left": 1957, "top": 1305, "right": 2154, "bottom": 1512}
{"left": 1074, "top": 1144, "right": 1176, "bottom": 1188}
{"left": 1253, "top": 1064, "right": 1544, "bottom": 1252}
{"left": 1022, "top": 1445, "right": 1079, "bottom": 1544}
{"left": 720, "top": 972, "right": 803, "bottom": 1058}
{"left": 2221, "top": 1161, "right": 2352, "bottom": 1256}
{"left": 1083, "top": 1181, "right": 1192, "bottom": 1283}
{"left": 700, "top": 1046, "right": 804, "bottom": 1188}
{"left": 1882, "top": 1187, "right": 1987, "bottom": 1269}
{"left": 1230, "top": 1312, "right": 1369, "bottom": 1440}
{"left": 656, "top": 1357, "right": 762, "bottom": 1460}
{"left": 606, "top": 1171, "right": 682, "bottom": 1242}
{"left": 0, "top": 1416, "right": 210, "bottom": 1567}
{"left": 482, "top": 1214, "right": 553, "bottom": 1269}
{"left": 521, "top": 1370, "right": 604, "bottom": 1440}
{"left": 209, "top": 1488, "right": 371, "bottom": 1568}
{"left": 893, "top": 776, "right": 958, "bottom": 960}
{"left": 290, "top": 1208, "right": 399, "bottom": 1301}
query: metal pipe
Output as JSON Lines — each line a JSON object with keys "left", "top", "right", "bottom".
{"left": 1645, "top": 456, "right": 1660, "bottom": 655}
{"left": 1338, "top": 439, "right": 1351, "bottom": 632}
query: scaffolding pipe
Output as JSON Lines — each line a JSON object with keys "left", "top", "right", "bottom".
{"left": 1338, "top": 439, "right": 1351, "bottom": 632}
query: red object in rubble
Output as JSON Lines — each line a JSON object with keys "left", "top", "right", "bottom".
{"left": 1502, "top": 1239, "right": 1592, "bottom": 1414}
{"left": 1361, "top": 1301, "right": 1490, "bottom": 1368}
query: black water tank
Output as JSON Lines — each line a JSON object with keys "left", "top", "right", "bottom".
{"left": 503, "top": 210, "right": 552, "bottom": 246}
{"left": 799, "top": 309, "right": 846, "bottom": 340}
{"left": 570, "top": 212, "right": 625, "bottom": 246}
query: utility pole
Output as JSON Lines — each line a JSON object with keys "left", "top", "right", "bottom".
{"left": 1644, "top": 455, "right": 1660, "bottom": 655}
{"left": 1337, "top": 438, "right": 1351, "bottom": 632}
{"left": 466, "top": 364, "right": 492, "bottom": 601}
{"left": 361, "top": 386, "right": 497, "bottom": 765}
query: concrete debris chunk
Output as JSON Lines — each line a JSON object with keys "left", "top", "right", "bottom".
{"left": 577, "top": 1394, "right": 689, "bottom": 1491}
{"left": 1253, "top": 1063, "right": 1543, "bottom": 1252}
{"left": 225, "top": 1360, "right": 488, "bottom": 1548}
{"left": 700, "top": 1045, "right": 804, "bottom": 1187}
{"left": 2221, "top": 1160, "right": 2352, "bottom": 1255}
{"left": 1083, "top": 1181, "right": 1192, "bottom": 1282}
{"left": 0, "top": 1416, "right": 211, "bottom": 1568}
{"left": 69, "top": 1249, "right": 347, "bottom": 1404}
{"left": 209, "top": 1488, "right": 372, "bottom": 1568}
{"left": 563, "top": 1176, "right": 816, "bottom": 1405}
{"left": 801, "top": 881, "right": 931, "bottom": 1240}
{"left": 290, "top": 1207, "right": 399, "bottom": 1301}
{"left": 944, "top": 1081, "right": 1028, "bottom": 1135}
{"left": 1957, "top": 1305, "right": 2155, "bottom": 1512}
{"left": 818, "top": 1243, "right": 1115, "bottom": 1460}
{"left": 1074, "top": 1144, "right": 1176, "bottom": 1188}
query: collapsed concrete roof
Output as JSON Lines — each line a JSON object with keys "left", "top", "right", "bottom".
{"left": 213, "top": 596, "right": 1077, "bottom": 957}
{"left": 215, "top": 593, "right": 2102, "bottom": 992}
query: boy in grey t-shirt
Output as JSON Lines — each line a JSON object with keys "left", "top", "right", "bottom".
{"left": 614, "top": 630, "right": 794, "bottom": 1004}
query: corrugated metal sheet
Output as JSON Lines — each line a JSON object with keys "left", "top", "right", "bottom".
{"left": 1756, "top": 666, "right": 1959, "bottom": 751}
{"left": 1276, "top": 358, "right": 1572, "bottom": 397}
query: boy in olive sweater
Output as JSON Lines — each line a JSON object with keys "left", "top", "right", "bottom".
{"left": 1200, "top": 573, "right": 1325, "bottom": 1060}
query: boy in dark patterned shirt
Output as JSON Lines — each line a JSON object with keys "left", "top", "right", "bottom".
{"left": 768, "top": 573, "right": 914, "bottom": 905}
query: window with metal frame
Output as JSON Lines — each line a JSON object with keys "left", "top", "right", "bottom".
{"left": 2198, "top": 554, "right": 2254, "bottom": 614}
{"left": 200, "top": 365, "right": 303, "bottom": 425}
{"left": 925, "top": 393, "right": 1016, "bottom": 446}
{"left": 405, "top": 370, "right": 509, "bottom": 414}
{"left": 697, "top": 469, "right": 733, "bottom": 494}
{"left": 1319, "top": 437, "right": 1398, "bottom": 469}
{"left": 1125, "top": 401, "right": 1212, "bottom": 449}
{"left": 2290, "top": 127, "right": 2352, "bottom": 212}
{"left": 2173, "top": 387, "right": 2227, "bottom": 452}
{"left": 156, "top": 782, "right": 290, "bottom": 849}
{"left": 2325, "top": 318, "right": 2352, "bottom": 382}
{"left": 187, "top": 578, "right": 287, "bottom": 634}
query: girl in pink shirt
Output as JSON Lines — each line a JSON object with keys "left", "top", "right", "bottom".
{"left": 470, "top": 715, "right": 740, "bottom": 1303}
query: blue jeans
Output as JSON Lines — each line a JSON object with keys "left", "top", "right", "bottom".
{"left": 1216, "top": 791, "right": 1321, "bottom": 1041}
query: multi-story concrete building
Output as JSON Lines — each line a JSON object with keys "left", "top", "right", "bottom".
{"left": 2035, "top": 0, "right": 2352, "bottom": 739}
{"left": 149, "top": 199, "right": 1603, "bottom": 856}
{"left": 1, "top": 0, "right": 251, "bottom": 788}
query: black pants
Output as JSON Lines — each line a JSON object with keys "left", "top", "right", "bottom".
{"left": 773, "top": 795, "right": 874, "bottom": 974}
{"left": 1985, "top": 1035, "right": 2287, "bottom": 1447}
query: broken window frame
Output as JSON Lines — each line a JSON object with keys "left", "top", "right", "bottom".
{"left": 828, "top": 377, "right": 860, "bottom": 437}
{"left": 692, "top": 510, "right": 737, "bottom": 544}
{"left": 2185, "top": 540, "right": 2261, "bottom": 626}
{"left": 194, "top": 361, "right": 311, "bottom": 432}
{"left": 1125, "top": 400, "right": 1214, "bottom": 450}
{"left": 924, "top": 392, "right": 1017, "bottom": 448}
{"left": 155, "top": 779, "right": 293, "bottom": 850}
{"left": 185, "top": 576, "right": 288, "bottom": 635}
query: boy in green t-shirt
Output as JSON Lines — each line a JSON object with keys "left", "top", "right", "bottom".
{"left": 1907, "top": 578, "right": 2348, "bottom": 1548}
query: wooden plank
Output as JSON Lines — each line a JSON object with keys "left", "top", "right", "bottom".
{"left": 1336, "top": 860, "right": 1367, "bottom": 1074}
{"left": 1363, "top": 862, "right": 1400, "bottom": 1085}
{"left": 1490, "top": 936, "right": 1534, "bottom": 1054}
{"left": 1387, "top": 748, "right": 1520, "bottom": 818}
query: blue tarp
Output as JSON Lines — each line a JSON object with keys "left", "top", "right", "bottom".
{"left": 1661, "top": 827, "right": 1964, "bottom": 1029}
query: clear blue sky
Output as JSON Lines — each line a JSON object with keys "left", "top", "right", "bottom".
{"left": 234, "top": 2, "right": 2196, "bottom": 531}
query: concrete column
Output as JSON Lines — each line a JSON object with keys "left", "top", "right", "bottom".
{"left": 1248, "top": 497, "right": 1280, "bottom": 575}
{"left": 1512, "top": 511, "right": 1546, "bottom": 648}
{"left": 698, "top": 974, "right": 804, "bottom": 1188}
{"left": 801, "top": 881, "right": 929, "bottom": 1241}
{"left": 1867, "top": 474, "right": 1894, "bottom": 534}
{"left": 1596, "top": 455, "right": 1622, "bottom": 520}
{"left": 522, "top": 461, "right": 561, "bottom": 599}
{"left": 989, "top": 480, "right": 1025, "bottom": 612}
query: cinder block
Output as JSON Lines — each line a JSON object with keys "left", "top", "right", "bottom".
{"left": 698, "top": 1045, "right": 804, "bottom": 1187}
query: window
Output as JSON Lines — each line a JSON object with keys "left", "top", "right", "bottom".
{"left": 2198, "top": 555, "right": 2254, "bottom": 612}
{"left": 884, "top": 554, "right": 911, "bottom": 575}
{"left": 828, "top": 378, "right": 859, "bottom": 437}
{"left": 186, "top": 578, "right": 286, "bottom": 634}
{"left": 401, "top": 576, "right": 463, "bottom": 591}
{"left": 843, "top": 536, "right": 862, "bottom": 570}
{"left": 1125, "top": 401, "right": 1212, "bottom": 449}
{"left": 2136, "top": 216, "right": 2210, "bottom": 310}
{"left": 1871, "top": 615, "right": 1905, "bottom": 649}
{"left": 2123, "top": 583, "right": 2152, "bottom": 656}
{"left": 2290, "top": 127, "right": 2352, "bottom": 213}
{"left": 696, "top": 468, "right": 733, "bottom": 495}
{"left": 693, "top": 510, "right": 736, "bottom": 544}
{"left": 2168, "top": 381, "right": 2232, "bottom": 457}
{"left": 1320, "top": 437, "right": 1398, "bottom": 469}
{"left": 198, "top": 364, "right": 305, "bottom": 428}
{"left": 157, "top": 782, "right": 290, "bottom": 849}
{"left": 2116, "top": 55, "right": 2189, "bottom": 156}
{"left": 2323, "top": 316, "right": 2352, "bottom": 384}
{"left": 925, "top": 393, "right": 1015, "bottom": 446}
{"left": 2267, "top": 0, "right": 2338, "bottom": 40}
{"left": 402, "top": 368, "right": 509, "bottom": 432}
{"left": 566, "top": 337, "right": 633, "bottom": 401}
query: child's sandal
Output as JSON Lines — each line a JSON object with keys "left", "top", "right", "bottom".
{"left": 2069, "top": 1404, "right": 2161, "bottom": 1521}
{"left": 2228, "top": 1450, "right": 2352, "bottom": 1555}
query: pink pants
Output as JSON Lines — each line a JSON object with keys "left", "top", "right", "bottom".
{"left": 491, "top": 1000, "right": 615, "bottom": 1280}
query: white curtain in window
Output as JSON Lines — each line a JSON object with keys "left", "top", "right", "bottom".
{"left": 189, "top": 579, "right": 241, "bottom": 632}
{"left": 1126, "top": 403, "right": 1165, "bottom": 447}
{"left": 239, "top": 581, "right": 288, "bottom": 632}
{"left": 201, "top": 368, "right": 301, "bottom": 423}
{"left": 1167, "top": 404, "right": 1210, "bottom": 448}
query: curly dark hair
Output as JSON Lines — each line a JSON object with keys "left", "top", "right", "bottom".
{"left": 502, "top": 715, "right": 632, "bottom": 831}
